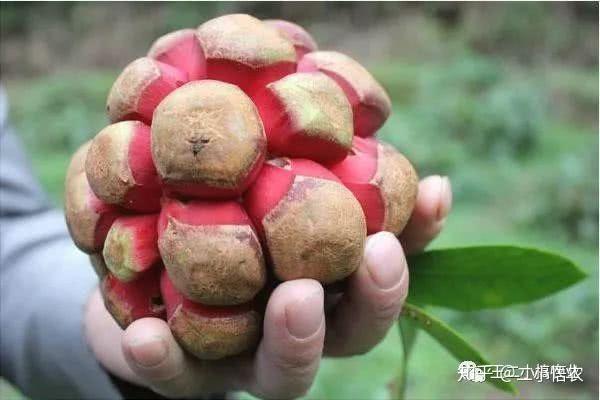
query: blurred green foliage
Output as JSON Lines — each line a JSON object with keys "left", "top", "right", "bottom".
{"left": 2, "top": 2, "right": 597, "bottom": 399}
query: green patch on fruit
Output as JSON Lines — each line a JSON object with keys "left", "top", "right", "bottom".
{"left": 103, "top": 228, "right": 137, "bottom": 281}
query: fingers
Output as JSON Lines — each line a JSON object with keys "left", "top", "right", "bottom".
{"left": 400, "top": 175, "right": 452, "bottom": 254}
{"left": 324, "top": 232, "right": 409, "bottom": 356}
{"left": 122, "top": 318, "right": 187, "bottom": 383}
{"left": 84, "top": 288, "right": 144, "bottom": 386}
{"left": 252, "top": 279, "right": 325, "bottom": 399}
{"left": 121, "top": 317, "right": 234, "bottom": 397}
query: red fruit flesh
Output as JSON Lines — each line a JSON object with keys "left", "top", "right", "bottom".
{"left": 244, "top": 158, "right": 366, "bottom": 283}
{"left": 329, "top": 137, "right": 418, "bottom": 235}
{"left": 101, "top": 267, "right": 165, "bottom": 328}
{"left": 160, "top": 271, "right": 254, "bottom": 319}
{"left": 253, "top": 72, "right": 353, "bottom": 163}
{"left": 205, "top": 60, "right": 296, "bottom": 99}
{"left": 157, "top": 198, "right": 252, "bottom": 234}
{"left": 137, "top": 62, "right": 187, "bottom": 124}
{"left": 329, "top": 137, "right": 385, "bottom": 233}
{"left": 107, "top": 58, "right": 187, "bottom": 125}
{"left": 148, "top": 29, "right": 206, "bottom": 81}
{"left": 297, "top": 52, "right": 391, "bottom": 138}
{"left": 242, "top": 163, "right": 294, "bottom": 238}
{"left": 89, "top": 191, "right": 122, "bottom": 251}
{"left": 103, "top": 214, "right": 161, "bottom": 282}
{"left": 196, "top": 14, "right": 297, "bottom": 97}
{"left": 125, "top": 122, "right": 162, "bottom": 211}
{"left": 160, "top": 270, "right": 261, "bottom": 360}
{"left": 243, "top": 158, "right": 339, "bottom": 238}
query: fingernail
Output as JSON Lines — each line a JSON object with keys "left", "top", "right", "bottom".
{"left": 128, "top": 336, "right": 168, "bottom": 368}
{"left": 285, "top": 289, "right": 324, "bottom": 339}
{"left": 366, "top": 232, "right": 404, "bottom": 290}
{"left": 437, "top": 176, "right": 452, "bottom": 221}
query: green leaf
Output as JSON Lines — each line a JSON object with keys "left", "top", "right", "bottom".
{"left": 407, "top": 246, "right": 586, "bottom": 310}
{"left": 400, "top": 303, "right": 518, "bottom": 395}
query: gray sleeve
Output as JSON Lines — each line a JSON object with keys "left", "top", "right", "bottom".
{"left": 0, "top": 87, "right": 121, "bottom": 399}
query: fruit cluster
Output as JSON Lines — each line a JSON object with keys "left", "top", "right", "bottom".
{"left": 65, "top": 14, "right": 418, "bottom": 360}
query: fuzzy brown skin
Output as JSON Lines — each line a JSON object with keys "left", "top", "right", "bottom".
{"left": 263, "top": 19, "right": 318, "bottom": 58}
{"left": 89, "top": 253, "right": 109, "bottom": 279}
{"left": 159, "top": 222, "right": 266, "bottom": 305}
{"left": 169, "top": 306, "right": 261, "bottom": 360}
{"left": 65, "top": 173, "right": 107, "bottom": 253}
{"left": 85, "top": 122, "right": 138, "bottom": 206}
{"left": 376, "top": 143, "right": 419, "bottom": 234}
{"left": 106, "top": 58, "right": 157, "bottom": 122}
{"left": 65, "top": 142, "right": 99, "bottom": 253}
{"left": 264, "top": 176, "right": 366, "bottom": 283}
{"left": 267, "top": 72, "right": 353, "bottom": 149}
{"left": 66, "top": 140, "right": 91, "bottom": 183}
{"left": 151, "top": 80, "right": 266, "bottom": 192}
{"left": 197, "top": 14, "right": 295, "bottom": 69}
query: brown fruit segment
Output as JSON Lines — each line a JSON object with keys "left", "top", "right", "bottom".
{"left": 244, "top": 159, "right": 367, "bottom": 284}
{"left": 263, "top": 19, "right": 318, "bottom": 60}
{"left": 196, "top": 14, "right": 296, "bottom": 95}
{"left": 86, "top": 121, "right": 161, "bottom": 212}
{"left": 161, "top": 271, "right": 261, "bottom": 360}
{"left": 158, "top": 199, "right": 266, "bottom": 305}
{"left": 106, "top": 57, "right": 187, "bottom": 124}
{"left": 376, "top": 142, "right": 419, "bottom": 233}
{"left": 328, "top": 137, "right": 418, "bottom": 235}
{"left": 297, "top": 51, "right": 392, "bottom": 138}
{"left": 265, "top": 176, "right": 366, "bottom": 283}
{"left": 151, "top": 80, "right": 266, "bottom": 199}
{"left": 65, "top": 140, "right": 91, "bottom": 183}
{"left": 65, "top": 172, "right": 121, "bottom": 254}
{"left": 89, "top": 253, "right": 109, "bottom": 279}
{"left": 254, "top": 72, "right": 353, "bottom": 163}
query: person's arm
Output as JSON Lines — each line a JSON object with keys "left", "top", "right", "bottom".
{"left": 0, "top": 87, "right": 121, "bottom": 399}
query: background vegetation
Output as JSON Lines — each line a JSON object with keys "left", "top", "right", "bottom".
{"left": 1, "top": 2, "right": 597, "bottom": 399}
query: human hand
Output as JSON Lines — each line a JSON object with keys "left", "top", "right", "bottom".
{"left": 85, "top": 175, "right": 452, "bottom": 399}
